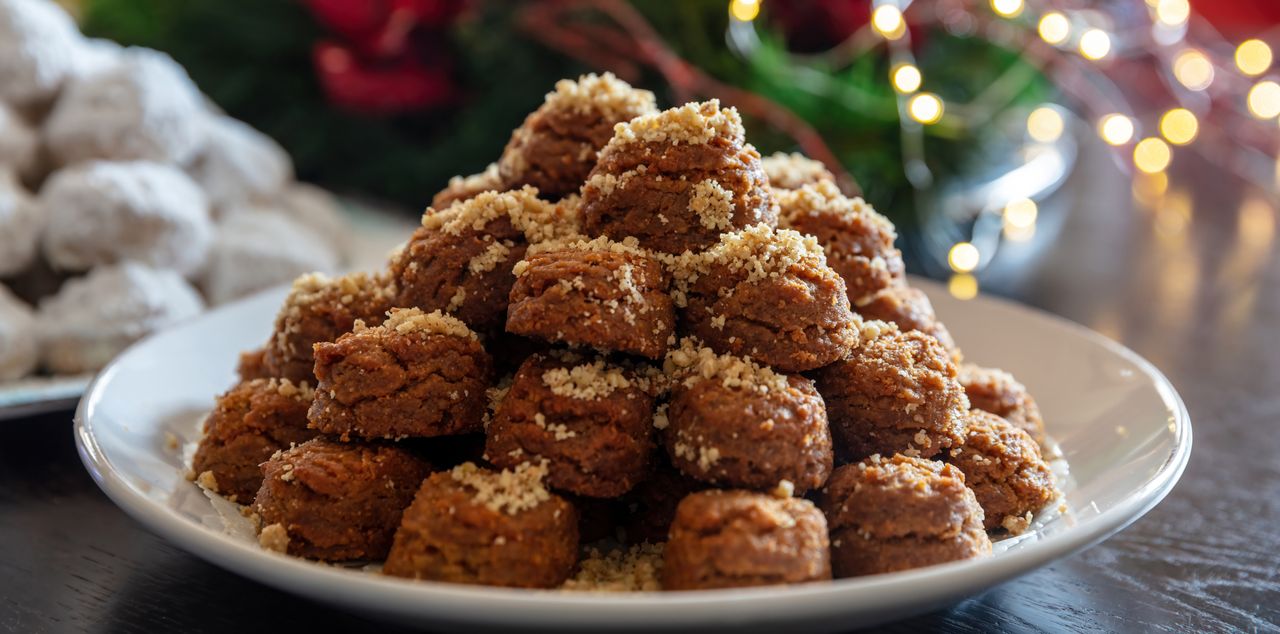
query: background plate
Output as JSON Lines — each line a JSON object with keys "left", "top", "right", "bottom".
{"left": 74, "top": 279, "right": 1191, "bottom": 632}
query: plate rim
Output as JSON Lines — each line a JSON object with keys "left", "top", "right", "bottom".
{"left": 72, "top": 282, "right": 1193, "bottom": 628}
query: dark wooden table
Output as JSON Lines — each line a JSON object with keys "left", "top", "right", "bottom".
{"left": 3, "top": 141, "right": 1278, "bottom": 633}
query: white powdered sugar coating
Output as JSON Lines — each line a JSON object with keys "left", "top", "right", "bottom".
{"left": 39, "top": 160, "right": 213, "bottom": 275}
{"left": 0, "top": 0, "right": 81, "bottom": 105}
{"left": 44, "top": 47, "right": 208, "bottom": 166}
{"left": 188, "top": 115, "right": 294, "bottom": 208}
{"left": 35, "top": 262, "right": 204, "bottom": 374}
{"left": 199, "top": 208, "right": 338, "bottom": 305}
{"left": 0, "top": 284, "right": 37, "bottom": 381}
{"left": 0, "top": 103, "right": 39, "bottom": 181}
{"left": 0, "top": 170, "right": 42, "bottom": 277}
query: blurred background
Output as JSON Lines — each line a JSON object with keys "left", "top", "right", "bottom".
{"left": 3, "top": 0, "right": 1280, "bottom": 391}
{"left": 69, "top": 0, "right": 1280, "bottom": 277}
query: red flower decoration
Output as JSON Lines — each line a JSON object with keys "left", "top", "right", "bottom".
{"left": 305, "top": 0, "right": 467, "bottom": 114}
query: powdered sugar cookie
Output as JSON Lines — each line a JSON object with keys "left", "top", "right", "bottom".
{"left": 199, "top": 210, "right": 339, "bottom": 305}
{"left": 39, "top": 160, "right": 213, "bottom": 275}
{"left": 273, "top": 183, "right": 350, "bottom": 260}
{"left": 0, "top": 0, "right": 81, "bottom": 106}
{"left": 36, "top": 262, "right": 205, "bottom": 374}
{"left": 43, "top": 47, "right": 206, "bottom": 166}
{"left": 0, "top": 170, "right": 41, "bottom": 277}
{"left": 189, "top": 115, "right": 293, "bottom": 208}
{"left": 0, "top": 283, "right": 38, "bottom": 380}
{"left": 0, "top": 103, "right": 39, "bottom": 182}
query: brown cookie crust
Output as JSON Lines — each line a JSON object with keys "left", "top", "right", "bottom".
{"left": 957, "top": 363, "right": 1046, "bottom": 448}
{"left": 383, "top": 464, "right": 579, "bottom": 588}
{"left": 662, "top": 490, "right": 831, "bottom": 590}
{"left": 581, "top": 100, "right": 776, "bottom": 255}
{"left": 663, "top": 341, "right": 831, "bottom": 493}
{"left": 262, "top": 272, "right": 396, "bottom": 384}
{"left": 308, "top": 308, "right": 492, "bottom": 440}
{"left": 819, "top": 455, "right": 990, "bottom": 577}
{"left": 949, "top": 410, "right": 1058, "bottom": 533}
{"left": 761, "top": 152, "right": 836, "bottom": 190}
{"left": 498, "top": 73, "right": 656, "bottom": 199}
{"left": 776, "top": 181, "right": 905, "bottom": 303}
{"left": 485, "top": 352, "right": 657, "bottom": 497}
{"left": 253, "top": 438, "right": 431, "bottom": 561}
{"left": 855, "top": 285, "right": 960, "bottom": 360}
{"left": 506, "top": 238, "right": 675, "bottom": 359}
{"left": 391, "top": 188, "right": 571, "bottom": 334}
{"left": 192, "top": 378, "right": 318, "bottom": 502}
{"left": 813, "top": 322, "right": 968, "bottom": 462}
{"left": 674, "top": 224, "right": 858, "bottom": 372}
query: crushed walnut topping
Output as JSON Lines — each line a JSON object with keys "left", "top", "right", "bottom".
{"left": 775, "top": 180, "right": 895, "bottom": 235}
{"left": 761, "top": 152, "right": 835, "bottom": 190}
{"left": 689, "top": 179, "right": 735, "bottom": 231}
{"left": 449, "top": 461, "right": 551, "bottom": 515}
{"left": 669, "top": 223, "right": 827, "bottom": 296}
{"left": 605, "top": 99, "right": 744, "bottom": 150}
{"left": 542, "top": 72, "right": 656, "bottom": 119}
{"left": 422, "top": 187, "right": 575, "bottom": 244}
{"left": 258, "top": 523, "right": 289, "bottom": 553}
{"left": 379, "top": 307, "right": 478, "bottom": 341}
{"left": 664, "top": 337, "right": 789, "bottom": 393}
{"left": 542, "top": 358, "right": 633, "bottom": 400}
{"left": 561, "top": 543, "right": 665, "bottom": 592}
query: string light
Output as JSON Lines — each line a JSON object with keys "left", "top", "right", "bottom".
{"left": 1098, "top": 114, "right": 1135, "bottom": 145}
{"left": 1134, "top": 137, "right": 1173, "bottom": 173}
{"left": 728, "top": 0, "right": 760, "bottom": 22}
{"left": 872, "top": 5, "right": 907, "bottom": 40}
{"left": 1003, "top": 198, "right": 1038, "bottom": 229}
{"left": 1155, "top": 0, "right": 1191, "bottom": 27}
{"left": 948, "top": 242, "right": 980, "bottom": 272}
{"left": 948, "top": 273, "right": 979, "bottom": 300}
{"left": 1247, "top": 80, "right": 1280, "bottom": 119}
{"left": 1159, "top": 108, "right": 1198, "bottom": 145}
{"left": 990, "top": 0, "right": 1023, "bottom": 19}
{"left": 891, "top": 64, "right": 922, "bottom": 93}
{"left": 1172, "top": 49, "right": 1214, "bottom": 91}
{"left": 907, "top": 93, "right": 944, "bottom": 124}
{"left": 1038, "top": 13, "right": 1070, "bottom": 45}
{"left": 1236, "top": 39, "right": 1273, "bottom": 76}
{"left": 1079, "top": 29, "right": 1112, "bottom": 60}
{"left": 1026, "top": 106, "right": 1064, "bottom": 142}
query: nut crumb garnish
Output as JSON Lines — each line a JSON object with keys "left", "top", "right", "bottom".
{"left": 259, "top": 523, "right": 289, "bottom": 553}
{"left": 450, "top": 461, "right": 551, "bottom": 515}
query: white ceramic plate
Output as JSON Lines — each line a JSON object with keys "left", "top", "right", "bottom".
{"left": 74, "top": 280, "right": 1191, "bottom": 632}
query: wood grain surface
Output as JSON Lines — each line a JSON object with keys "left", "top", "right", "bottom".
{"left": 2, "top": 143, "right": 1278, "bottom": 633}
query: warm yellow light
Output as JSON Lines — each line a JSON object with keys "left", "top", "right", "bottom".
{"left": 1236, "top": 39, "right": 1273, "bottom": 76}
{"left": 907, "top": 93, "right": 944, "bottom": 124}
{"left": 872, "top": 5, "right": 907, "bottom": 40}
{"left": 990, "top": 0, "right": 1023, "bottom": 18}
{"left": 1133, "top": 171, "right": 1169, "bottom": 206}
{"left": 1038, "top": 13, "right": 1070, "bottom": 45}
{"left": 1026, "top": 106, "right": 1065, "bottom": 143}
{"left": 1155, "top": 0, "right": 1190, "bottom": 27}
{"left": 1004, "top": 222, "right": 1036, "bottom": 242}
{"left": 948, "top": 273, "right": 979, "bottom": 300}
{"left": 1247, "top": 80, "right": 1280, "bottom": 118}
{"left": 1172, "top": 49, "right": 1214, "bottom": 91}
{"left": 1079, "top": 29, "right": 1112, "bottom": 60}
{"left": 1134, "top": 137, "right": 1172, "bottom": 174}
{"left": 948, "top": 242, "right": 980, "bottom": 273}
{"left": 1159, "top": 108, "right": 1198, "bottom": 145}
{"left": 728, "top": 0, "right": 760, "bottom": 22}
{"left": 1003, "top": 198, "right": 1038, "bottom": 229}
{"left": 1098, "top": 114, "right": 1135, "bottom": 145}
{"left": 891, "top": 64, "right": 922, "bottom": 93}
